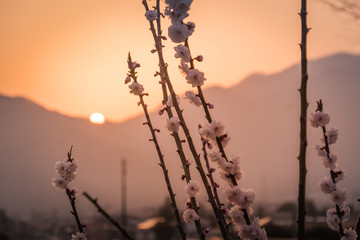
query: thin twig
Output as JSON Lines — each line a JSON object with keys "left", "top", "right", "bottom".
{"left": 127, "top": 52, "right": 187, "bottom": 240}
{"left": 142, "top": 1, "right": 229, "bottom": 239}
{"left": 200, "top": 131, "right": 231, "bottom": 237}
{"left": 83, "top": 192, "right": 134, "bottom": 240}
{"left": 297, "top": 0, "right": 309, "bottom": 239}
{"left": 65, "top": 146, "right": 85, "bottom": 234}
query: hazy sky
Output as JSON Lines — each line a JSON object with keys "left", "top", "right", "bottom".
{"left": 1, "top": 0, "right": 359, "bottom": 122}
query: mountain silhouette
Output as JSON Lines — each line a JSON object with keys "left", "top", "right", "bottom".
{"left": 1, "top": 53, "right": 359, "bottom": 218}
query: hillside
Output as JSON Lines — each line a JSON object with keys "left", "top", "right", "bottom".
{"left": 0, "top": 53, "right": 359, "bottom": 218}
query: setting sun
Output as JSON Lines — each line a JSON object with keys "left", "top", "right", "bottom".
{"left": 89, "top": 112, "right": 105, "bottom": 124}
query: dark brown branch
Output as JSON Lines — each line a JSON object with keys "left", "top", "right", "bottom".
{"left": 64, "top": 146, "right": 85, "bottom": 234}
{"left": 316, "top": 100, "right": 344, "bottom": 237}
{"left": 297, "top": 0, "right": 309, "bottom": 239}
{"left": 127, "top": 52, "right": 187, "bottom": 240}
{"left": 142, "top": 1, "right": 229, "bottom": 239}
{"left": 82, "top": 192, "right": 134, "bottom": 240}
{"left": 200, "top": 135, "right": 231, "bottom": 237}
{"left": 66, "top": 188, "right": 84, "bottom": 233}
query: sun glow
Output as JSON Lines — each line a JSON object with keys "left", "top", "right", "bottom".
{"left": 89, "top": 112, "right": 105, "bottom": 124}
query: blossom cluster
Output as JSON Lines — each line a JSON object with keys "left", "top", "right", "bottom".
{"left": 51, "top": 157, "right": 78, "bottom": 189}
{"left": 71, "top": 232, "right": 87, "bottom": 240}
{"left": 125, "top": 61, "right": 144, "bottom": 96}
{"left": 183, "top": 180, "right": 200, "bottom": 223}
{"left": 203, "top": 122, "right": 267, "bottom": 239}
{"left": 200, "top": 121, "right": 230, "bottom": 148}
{"left": 163, "top": 0, "right": 206, "bottom": 89}
{"left": 311, "top": 105, "right": 357, "bottom": 240}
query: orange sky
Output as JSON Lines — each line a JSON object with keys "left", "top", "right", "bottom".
{"left": 1, "top": 0, "right": 359, "bottom": 122}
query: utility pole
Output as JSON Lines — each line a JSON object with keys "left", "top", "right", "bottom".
{"left": 121, "top": 159, "right": 127, "bottom": 230}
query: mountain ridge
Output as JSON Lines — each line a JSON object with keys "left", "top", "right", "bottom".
{"left": 1, "top": 52, "right": 359, "bottom": 218}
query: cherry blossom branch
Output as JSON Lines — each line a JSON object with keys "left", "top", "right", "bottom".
{"left": 199, "top": 129, "right": 230, "bottom": 235}
{"left": 297, "top": 0, "right": 310, "bottom": 239}
{"left": 311, "top": 100, "right": 358, "bottom": 239}
{"left": 142, "top": 3, "right": 206, "bottom": 239}
{"left": 66, "top": 187, "right": 84, "bottom": 234}
{"left": 182, "top": 19, "right": 263, "bottom": 240}
{"left": 82, "top": 191, "right": 134, "bottom": 240}
{"left": 65, "top": 147, "right": 85, "bottom": 234}
{"left": 126, "top": 52, "right": 187, "bottom": 240}
{"left": 142, "top": 1, "right": 230, "bottom": 239}
{"left": 184, "top": 39, "right": 237, "bottom": 187}
{"left": 52, "top": 146, "right": 87, "bottom": 239}
{"left": 315, "top": 100, "right": 345, "bottom": 237}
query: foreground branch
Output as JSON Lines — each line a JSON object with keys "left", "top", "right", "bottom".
{"left": 83, "top": 192, "right": 134, "bottom": 240}
{"left": 297, "top": 0, "right": 309, "bottom": 239}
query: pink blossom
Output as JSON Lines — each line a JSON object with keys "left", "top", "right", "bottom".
{"left": 145, "top": 10, "right": 157, "bottom": 21}
{"left": 310, "top": 111, "right": 330, "bottom": 128}
{"left": 166, "top": 117, "right": 180, "bottom": 132}
{"left": 168, "top": 23, "right": 189, "bottom": 43}
{"left": 185, "top": 69, "right": 206, "bottom": 87}
{"left": 321, "top": 153, "right": 338, "bottom": 170}
{"left": 341, "top": 228, "right": 357, "bottom": 240}
{"left": 331, "top": 189, "right": 347, "bottom": 206}
{"left": 129, "top": 82, "right": 144, "bottom": 96}
{"left": 185, "top": 180, "right": 200, "bottom": 197}
{"left": 319, "top": 176, "right": 336, "bottom": 194}
{"left": 183, "top": 208, "right": 199, "bottom": 223}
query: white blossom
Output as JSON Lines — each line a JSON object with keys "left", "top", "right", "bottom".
{"left": 240, "top": 189, "right": 256, "bottom": 209}
{"left": 238, "top": 218, "right": 266, "bottom": 240}
{"left": 168, "top": 23, "right": 189, "bottom": 43}
{"left": 341, "top": 228, "right": 357, "bottom": 240}
{"left": 129, "top": 82, "right": 144, "bottom": 96}
{"left": 185, "top": 180, "right": 200, "bottom": 197}
{"left": 341, "top": 206, "right": 351, "bottom": 221}
{"left": 52, "top": 158, "right": 78, "bottom": 189}
{"left": 331, "top": 189, "right": 347, "bottom": 206}
{"left": 326, "top": 208, "right": 341, "bottom": 230}
{"left": 229, "top": 205, "right": 245, "bottom": 225}
{"left": 52, "top": 176, "right": 68, "bottom": 189}
{"left": 321, "top": 127, "right": 338, "bottom": 145}
{"left": 222, "top": 155, "right": 243, "bottom": 180}
{"left": 165, "top": 0, "right": 193, "bottom": 23}
{"left": 145, "top": 10, "right": 157, "bottom": 21}
{"left": 319, "top": 176, "right": 336, "bottom": 194}
{"left": 185, "top": 68, "right": 206, "bottom": 87}
{"left": 183, "top": 208, "right": 199, "bottom": 223}
{"left": 224, "top": 186, "right": 243, "bottom": 205}
{"left": 174, "top": 45, "right": 191, "bottom": 62}
{"left": 179, "top": 60, "right": 190, "bottom": 75}
{"left": 224, "top": 186, "right": 254, "bottom": 209}
{"left": 200, "top": 120, "right": 225, "bottom": 142}
{"left": 321, "top": 153, "right": 338, "bottom": 170}
{"left": 166, "top": 117, "right": 180, "bottom": 132}
{"left": 184, "top": 91, "right": 201, "bottom": 107}
{"left": 71, "top": 232, "right": 87, "bottom": 240}
{"left": 315, "top": 144, "right": 327, "bottom": 157}
{"left": 310, "top": 111, "right": 330, "bottom": 128}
